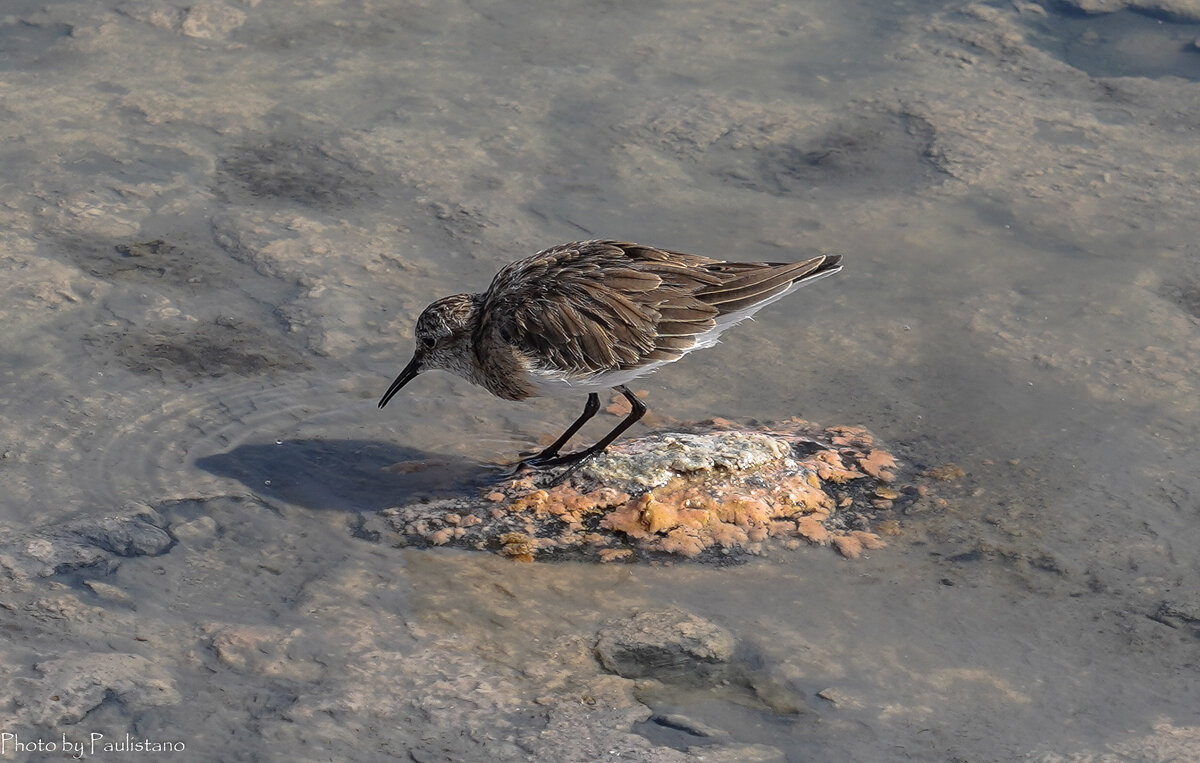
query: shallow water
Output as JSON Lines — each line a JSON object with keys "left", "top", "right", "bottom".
{"left": 2, "top": 0, "right": 1199, "bottom": 760}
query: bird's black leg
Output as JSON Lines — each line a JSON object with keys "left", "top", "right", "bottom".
{"left": 573, "top": 386, "right": 646, "bottom": 458}
{"left": 541, "top": 386, "right": 647, "bottom": 485}
{"left": 517, "top": 392, "right": 600, "bottom": 469}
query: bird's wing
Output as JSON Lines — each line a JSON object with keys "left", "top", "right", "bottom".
{"left": 694, "top": 254, "right": 841, "bottom": 314}
{"left": 477, "top": 240, "right": 840, "bottom": 378}
{"left": 476, "top": 241, "right": 723, "bottom": 377}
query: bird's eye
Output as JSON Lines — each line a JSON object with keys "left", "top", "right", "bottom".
{"left": 421, "top": 336, "right": 436, "bottom": 349}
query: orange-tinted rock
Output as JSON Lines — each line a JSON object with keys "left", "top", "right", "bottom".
{"left": 832, "top": 531, "right": 887, "bottom": 559}
{"left": 796, "top": 516, "right": 831, "bottom": 543}
{"left": 805, "top": 451, "right": 867, "bottom": 484}
{"left": 857, "top": 450, "right": 898, "bottom": 481}
{"left": 832, "top": 534, "right": 863, "bottom": 558}
{"left": 705, "top": 521, "right": 749, "bottom": 549}
{"left": 850, "top": 530, "right": 886, "bottom": 550}
{"left": 599, "top": 499, "right": 652, "bottom": 538}
{"left": 498, "top": 532, "right": 536, "bottom": 562}
{"left": 642, "top": 496, "right": 679, "bottom": 534}
{"left": 778, "top": 474, "right": 834, "bottom": 513}
{"left": 828, "top": 425, "right": 875, "bottom": 447}
{"left": 376, "top": 420, "right": 907, "bottom": 563}
{"left": 659, "top": 527, "right": 707, "bottom": 557}
{"left": 598, "top": 548, "right": 633, "bottom": 563}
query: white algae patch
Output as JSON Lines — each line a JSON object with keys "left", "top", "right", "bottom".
{"left": 584, "top": 431, "right": 792, "bottom": 486}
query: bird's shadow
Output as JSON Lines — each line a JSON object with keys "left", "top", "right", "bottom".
{"left": 194, "top": 439, "right": 498, "bottom": 512}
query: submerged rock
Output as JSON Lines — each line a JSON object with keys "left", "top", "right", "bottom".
{"left": 1057, "top": 0, "right": 1200, "bottom": 23}
{"left": 595, "top": 610, "right": 736, "bottom": 684}
{"left": 9, "top": 652, "right": 181, "bottom": 726}
{"left": 374, "top": 418, "right": 910, "bottom": 563}
{"left": 0, "top": 506, "right": 175, "bottom": 579}
{"left": 61, "top": 512, "right": 175, "bottom": 558}
{"left": 594, "top": 608, "right": 813, "bottom": 721}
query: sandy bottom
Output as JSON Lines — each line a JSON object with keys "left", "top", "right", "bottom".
{"left": 2, "top": 0, "right": 1199, "bottom": 759}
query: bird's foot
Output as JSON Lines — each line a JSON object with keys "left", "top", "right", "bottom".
{"left": 515, "top": 452, "right": 558, "bottom": 469}
{"left": 526, "top": 450, "right": 590, "bottom": 468}
{"left": 543, "top": 455, "right": 594, "bottom": 488}
{"left": 506, "top": 449, "right": 595, "bottom": 486}
{"left": 507, "top": 450, "right": 561, "bottom": 477}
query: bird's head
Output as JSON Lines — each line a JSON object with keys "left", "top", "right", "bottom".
{"left": 378, "top": 294, "right": 478, "bottom": 408}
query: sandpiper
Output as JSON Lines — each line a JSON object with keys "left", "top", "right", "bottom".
{"left": 379, "top": 240, "right": 842, "bottom": 479}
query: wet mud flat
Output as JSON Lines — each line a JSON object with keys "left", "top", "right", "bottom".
{"left": 1, "top": 0, "right": 1200, "bottom": 759}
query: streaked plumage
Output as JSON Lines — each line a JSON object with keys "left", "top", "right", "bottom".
{"left": 380, "top": 240, "right": 842, "bottom": 477}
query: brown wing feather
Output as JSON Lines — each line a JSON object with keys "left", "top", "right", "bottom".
{"left": 476, "top": 241, "right": 836, "bottom": 378}
{"left": 695, "top": 257, "right": 832, "bottom": 312}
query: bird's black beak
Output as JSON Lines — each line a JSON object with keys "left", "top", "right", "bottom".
{"left": 378, "top": 354, "right": 422, "bottom": 408}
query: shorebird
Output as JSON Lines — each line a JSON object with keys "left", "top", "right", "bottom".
{"left": 379, "top": 240, "right": 842, "bottom": 479}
